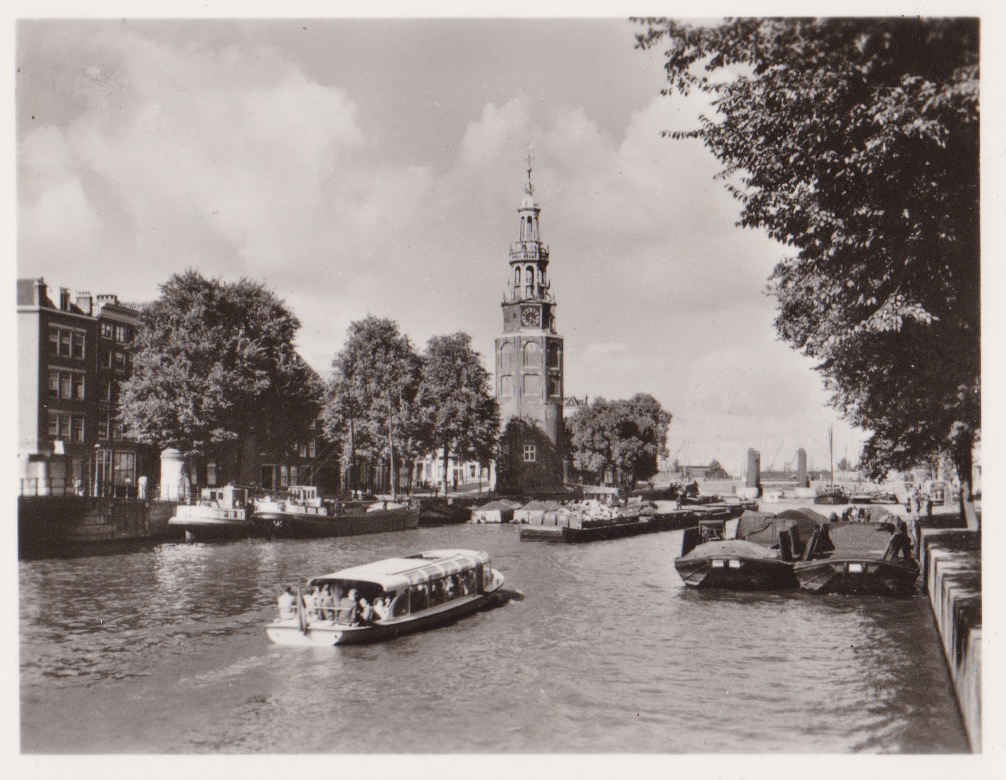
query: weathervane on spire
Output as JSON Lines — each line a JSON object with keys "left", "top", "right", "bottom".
{"left": 525, "top": 144, "right": 535, "bottom": 197}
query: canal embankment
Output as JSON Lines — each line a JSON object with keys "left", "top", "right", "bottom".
{"left": 919, "top": 508, "right": 981, "bottom": 752}
{"left": 18, "top": 496, "right": 178, "bottom": 556}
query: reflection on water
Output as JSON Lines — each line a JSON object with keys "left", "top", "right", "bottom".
{"left": 20, "top": 526, "right": 968, "bottom": 753}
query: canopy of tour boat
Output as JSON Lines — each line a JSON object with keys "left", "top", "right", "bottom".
{"left": 308, "top": 549, "right": 491, "bottom": 591}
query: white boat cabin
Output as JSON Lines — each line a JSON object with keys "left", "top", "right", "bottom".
{"left": 200, "top": 484, "right": 249, "bottom": 508}
{"left": 287, "top": 485, "right": 323, "bottom": 507}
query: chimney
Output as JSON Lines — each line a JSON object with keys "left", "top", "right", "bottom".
{"left": 76, "top": 291, "right": 93, "bottom": 315}
{"left": 59, "top": 287, "right": 71, "bottom": 311}
{"left": 34, "top": 278, "right": 47, "bottom": 306}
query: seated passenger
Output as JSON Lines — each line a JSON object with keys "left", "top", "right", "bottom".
{"left": 277, "top": 586, "right": 297, "bottom": 619}
{"left": 304, "top": 586, "right": 321, "bottom": 621}
{"left": 372, "top": 596, "right": 389, "bottom": 621}
{"left": 358, "top": 595, "right": 374, "bottom": 623}
{"left": 336, "top": 588, "right": 359, "bottom": 625}
{"left": 319, "top": 585, "right": 335, "bottom": 621}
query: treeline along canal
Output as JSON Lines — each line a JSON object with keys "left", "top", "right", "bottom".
{"left": 20, "top": 524, "right": 968, "bottom": 752}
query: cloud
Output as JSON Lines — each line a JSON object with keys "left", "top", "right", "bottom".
{"left": 17, "top": 22, "right": 869, "bottom": 472}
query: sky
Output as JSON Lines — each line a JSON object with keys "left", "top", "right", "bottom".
{"left": 16, "top": 17, "right": 873, "bottom": 476}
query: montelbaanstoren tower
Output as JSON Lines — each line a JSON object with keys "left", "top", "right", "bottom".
{"left": 494, "top": 152, "right": 564, "bottom": 494}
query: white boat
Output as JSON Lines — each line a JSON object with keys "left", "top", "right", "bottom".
{"left": 266, "top": 549, "right": 506, "bottom": 646}
{"left": 168, "top": 484, "right": 253, "bottom": 541}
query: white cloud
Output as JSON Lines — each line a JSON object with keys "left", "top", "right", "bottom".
{"left": 17, "top": 22, "right": 870, "bottom": 471}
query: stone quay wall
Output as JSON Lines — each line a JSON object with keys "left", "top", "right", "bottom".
{"left": 920, "top": 526, "right": 982, "bottom": 752}
{"left": 18, "top": 496, "right": 178, "bottom": 554}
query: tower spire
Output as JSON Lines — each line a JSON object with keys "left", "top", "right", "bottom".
{"left": 525, "top": 145, "right": 535, "bottom": 197}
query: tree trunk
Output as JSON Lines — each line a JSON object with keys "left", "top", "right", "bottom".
{"left": 386, "top": 393, "right": 397, "bottom": 501}
{"left": 442, "top": 442, "right": 450, "bottom": 498}
{"left": 348, "top": 417, "right": 356, "bottom": 493}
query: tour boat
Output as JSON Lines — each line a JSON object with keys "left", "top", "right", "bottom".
{"left": 168, "top": 485, "right": 254, "bottom": 542}
{"left": 793, "top": 521, "right": 919, "bottom": 595}
{"left": 266, "top": 549, "right": 506, "bottom": 646}
{"left": 674, "top": 509, "right": 824, "bottom": 590}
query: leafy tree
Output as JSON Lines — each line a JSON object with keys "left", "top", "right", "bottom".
{"left": 120, "top": 270, "right": 323, "bottom": 483}
{"left": 635, "top": 18, "right": 979, "bottom": 494}
{"left": 417, "top": 332, "right": 500, "bottom": 496}
{"left": 568, "top": 394, "right": 671, "bottom": 488}
{"left": 325, "top": 316, "right": 422, "bottom": 500}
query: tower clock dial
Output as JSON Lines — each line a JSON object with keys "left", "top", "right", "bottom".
{"left": 520, "top": 305, "right": 541, "bottom": 327}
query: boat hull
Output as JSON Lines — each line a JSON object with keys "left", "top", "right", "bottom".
{"left": 793, "top": 557, "right": 919, "bottom": 595}
{"left": 254, "top": 507, "right": 420, "bottom": 538}
{"left": 266, "top": 577, "right": 506, "bottom": 646}
{"left": 674, "top": 555, "right": 796, "bottom": 590}
{"left": 167, "top": 517, "right": 254, "bottom": 541}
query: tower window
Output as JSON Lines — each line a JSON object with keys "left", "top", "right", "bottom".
{"left": 523, "top": 445, "right": 536, "bottom": 463}
{"left": 525, "top": 265, "right": 534, "bottom": 297}
{"left": 514, "top": 267, "right": 521, "bottom": 288}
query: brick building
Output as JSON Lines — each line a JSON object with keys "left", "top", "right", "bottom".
{"left": 17, "top": 278, "right": 148, "bottom": 496}
{"left": 494, "top": 156, "right": 565, "bottom": 494}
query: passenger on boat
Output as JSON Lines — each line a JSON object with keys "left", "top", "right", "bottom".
{"left": 358, "top": 596, "right": 374, "bottom": 623}
{"left": 336, "top": 589, "right": 359, "bottom": 625}
{"left": 320, "top": 585, "right": 335, "bottom": 621}
{"left": 277, "top": 586, "right": 297, "bottom": 619}
{"left": 885, "top": 520, "right": 913, "bottom": 561}
{"left": 372, "top": 596, "right": 389, "bottom": 621}
{"left": 305, "top": 586, "right": 323, "bottom": 621}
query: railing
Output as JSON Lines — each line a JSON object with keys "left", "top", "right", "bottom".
{"left": 18, "top": 478, "right": 140, "bottom": 498}
{"left": 509, "top": 242, "right": 549, "bottom": 261}
{"left": 503, "top": 287, "right": 556, "bottom": 304}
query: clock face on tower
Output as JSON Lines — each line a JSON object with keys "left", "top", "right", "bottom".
{"left": 520, "top": 305, "right": 541, "bottom": 327}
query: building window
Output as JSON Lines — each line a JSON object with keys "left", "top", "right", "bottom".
{"left": 514, "top": 267, "right": 521, "bottom": 288}
{"left": 113, "top": 351, "right": 126, "bottom": 370}
{"left": 523, "top": 445, "right": 536, "bottom": 463}
{"left": 104, "top": 351, "right": 114, "bottom": 369}
{"left": 98, "top": 411, "right": 111, "bottom": 440}
{"left": 307, "top": 439, "right": 317, "bottom": 458}
{"left": 111, "top": 417, "right": 124, "bottom": 441}
{"left": 290, "top": 465, "right": 299, "bottom": 486}
{"left": 298, "top": 442, "right": 308, "bottom": 458}
{"left": 101, "top": 322, "right": 114, "bottom": 339}
{"left": 113, "top": 451, "right": 135, "bottom": 487}
{"left": 47, "top": 412, "right": 84, "bottom": 442}
{"left": 469, "top": 464, "right": 477, "bottom": 479}
{"left": 101, "top": 380, "right": 113, "bottom": 402}
{"left": 49, "top": 326, "right": 86, "bottom": 359}
{"left": 280, "top": 465, "right": 289, "bottom": 488}
{"left": 115, "top": 324, "right": 128, "bottom": 343}
{"left": 48, "top": 368, "right": 86, "bottom": 400}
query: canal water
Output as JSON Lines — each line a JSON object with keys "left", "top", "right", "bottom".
{"left": 19, "top": 524, "right": 969, "bottom": 753}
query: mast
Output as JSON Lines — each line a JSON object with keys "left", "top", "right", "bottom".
{"left": 828, "top": 425, "right": 835, "bottom": 485}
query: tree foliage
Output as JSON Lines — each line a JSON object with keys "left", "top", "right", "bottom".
{"left": 417, "top": 332, "right": 500, "bottom": 495}
{"left": 635, "top": 18, "right": 979, "bottom": 489}
{"left": 324, "top": 316, "right": 423, "bottom": 499}
{"left": 568, "top": 394, "right": 671, "bottom": 487}
{"left": 119, "top": 270, "right": 323, "bottom": 477}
